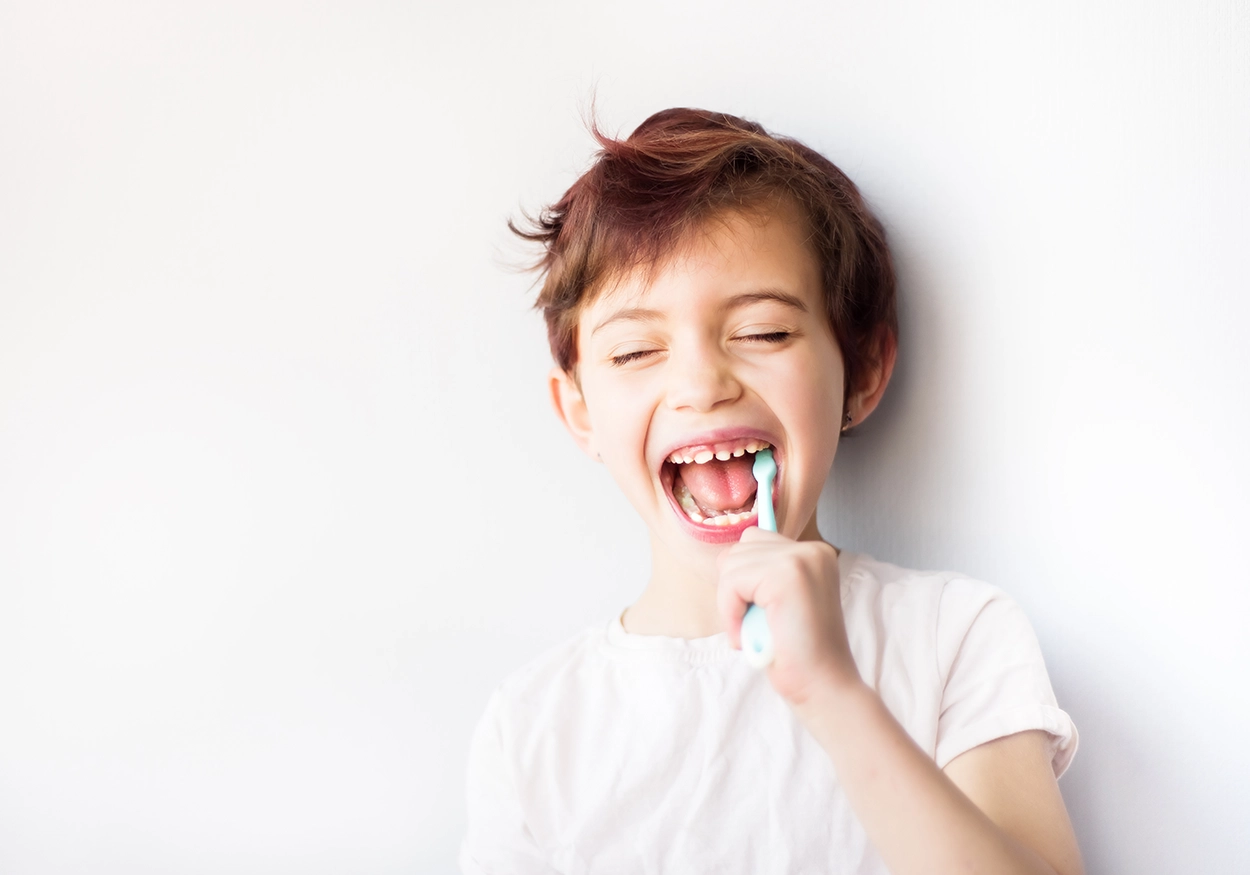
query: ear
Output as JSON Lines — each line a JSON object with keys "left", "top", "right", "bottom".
{"left": 845, "top": 327, "right": 898, "bottom": 427}
{"left": 548, "top": 366, "right": 600, "bottom": 461}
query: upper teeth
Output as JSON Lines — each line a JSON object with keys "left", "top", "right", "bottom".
{"left": 667, "top": 439, "right": 770, "bottom": 465}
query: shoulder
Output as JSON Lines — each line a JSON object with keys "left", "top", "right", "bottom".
{"left": 842, "top": 551, "right": 1007, "bottom": 628}
{"left": 843, "top": 551, "right": 1032, "bottom": 664}
{"left": 844, "top": 550, "right": 1002, "bottom": 595}
{"left": 497, "top": 624, "right": 604, "bottom": 698}
{"left": 481, "top": 624, "right": 607, "bottom": 734}
{"left": 842, "top": 553, "right": 1076, "bottom": 775}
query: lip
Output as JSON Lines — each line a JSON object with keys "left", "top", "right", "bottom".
{"left": 656, "top": 427, "right": 783, "bottom": 544}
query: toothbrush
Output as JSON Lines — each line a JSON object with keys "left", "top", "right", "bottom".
{"left": 740, "top": 448, "right": 776, "bottom": 668}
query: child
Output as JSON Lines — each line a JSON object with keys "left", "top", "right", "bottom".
{"left": 460, "top": 108, "right": 1082, "bottom": 875}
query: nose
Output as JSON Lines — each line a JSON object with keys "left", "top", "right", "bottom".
{"left": 664, "top": 336, "right": 743, "bottom": 412}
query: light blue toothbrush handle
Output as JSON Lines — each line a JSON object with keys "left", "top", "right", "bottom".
{"left": 757, "top": 488, "right": 776, "bottom": 532}
{"left": 741, "top": 603, "right": 774, "bottom": 668}
{"left": 742, "top": 447, "right": 778, "bottom": 668}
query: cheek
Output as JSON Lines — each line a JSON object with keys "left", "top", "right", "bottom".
{"left": 800, "top": 382, "right": 843, "bottom": 463}
{"left": 788, "top": 344, "right": 845, "bottom": 462}
{"left": 790, "top": 342, "right": 844, "bottom": 413}
{"left": 583, "top": 378, "right": 651, "bottom": 460}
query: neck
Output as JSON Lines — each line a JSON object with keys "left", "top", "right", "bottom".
{"left": 621, "top": 511, "right": 828, "bottom": 639}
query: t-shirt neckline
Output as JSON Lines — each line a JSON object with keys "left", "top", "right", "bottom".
{"left": 606, "top": 611, "right": 733, "bottom": 652}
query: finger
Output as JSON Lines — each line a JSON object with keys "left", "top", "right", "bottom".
{"left": 716, "top": 546, "right": 791, "bottom": 608}
{"left": 717, "top": 527, "right": 790, "bottom": 575}
{"left": 716, "top": 555, "right": 785, "bottom": 649}
{"left": 723, "top": 529, "right": 793, "bottom": 572}
{"left": 738, "top": 525, "right": 790, "bottom": 545}
{"left": 716, "top": 568, "right": 751, "bottom": 650}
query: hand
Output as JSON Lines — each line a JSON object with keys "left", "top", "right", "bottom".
{"left": 715, "top": 527, "right": 860, "bottom": 707}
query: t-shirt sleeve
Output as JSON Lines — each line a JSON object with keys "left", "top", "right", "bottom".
{"left": 933, "top": 579, "right": 1078, "bottom": 776}
{"left": 458, "top": 688, "right": 555, "bottom": 875}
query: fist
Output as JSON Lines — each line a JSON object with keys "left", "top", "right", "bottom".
{"left": 716, "top": 528, "right": 859, "bottom": 706}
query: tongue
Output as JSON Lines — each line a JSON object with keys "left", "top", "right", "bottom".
{"left": 677, "top": 456, "right": 759, "bottom": 512}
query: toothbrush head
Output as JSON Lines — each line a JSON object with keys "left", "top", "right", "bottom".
{"left": 751, "top": 447, "right": 776, "bottom": 485}
{"left": 752, "top": 448, "right": 777, "bottom": 533}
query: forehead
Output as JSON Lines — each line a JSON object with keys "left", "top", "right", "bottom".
{"left": 581, "top": 201, "right": 822, "bottom": 324}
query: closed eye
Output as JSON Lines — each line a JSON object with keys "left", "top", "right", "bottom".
{"left": 739, "top": 331, "right": 793, "bottom": 343}
{"left": 610, "top": 349, "right": 659, "bottom": 366}
{"left": 610, "top": 331, "right": 792, "bottom": 365}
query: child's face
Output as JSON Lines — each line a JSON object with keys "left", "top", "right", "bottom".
{"left": 550, "top": 201, "right": 868, "bottom": 567}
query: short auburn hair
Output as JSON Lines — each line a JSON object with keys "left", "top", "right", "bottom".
{"left": 512, "top": 108, "right": 897, "bottom": 398}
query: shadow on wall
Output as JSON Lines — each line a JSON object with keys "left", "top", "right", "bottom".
{"left": 817, "top": 243, "right": 1250, "bottom": 873}
{"left": 819, "top": 239, "right": 968, "bottom": 573}
{"left": 1054, "top": 674, "right": 1243, "bottom": 873}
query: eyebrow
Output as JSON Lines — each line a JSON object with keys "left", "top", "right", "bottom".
{"left": 723, "top": 289, "right": 809, "bottom": 314}
{"left": 591, "top": 307, "right": 665, "bottom": 336}
{"left": 590, "top": 289, "right": 807, "bottom": 336}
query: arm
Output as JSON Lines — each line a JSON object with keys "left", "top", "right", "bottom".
{"left": 795, "top": 679, "right": 1084, "bottom": 875}
{"left": 716, "top": 529, "right": 1083, "bottom": 875}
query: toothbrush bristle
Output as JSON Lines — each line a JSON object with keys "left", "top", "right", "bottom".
{"left": 752, "top": 447, "right": 776, "bottom": 481}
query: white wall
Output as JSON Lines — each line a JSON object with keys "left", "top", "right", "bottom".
{"left": 2, "top": 1, "right": 1246, "bottom": 872}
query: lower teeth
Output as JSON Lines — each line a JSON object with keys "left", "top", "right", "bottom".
{"left": 674, "top": 482, "right": 759, "bottom": 527}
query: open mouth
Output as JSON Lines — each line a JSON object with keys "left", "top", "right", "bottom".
{"left": 661, "top": 437, "right": 776, "bottom": 529}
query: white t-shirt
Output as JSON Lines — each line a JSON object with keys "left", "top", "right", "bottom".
{"left": 459, "top": 551, "right": 1077, "bottom": 875}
